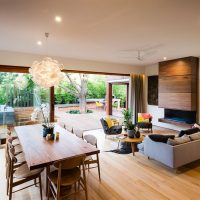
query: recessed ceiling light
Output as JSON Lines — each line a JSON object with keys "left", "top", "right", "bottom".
{"left": 37, "top": 41, "right": 42, "bottom": 46}
{"left": 55, "top": 16, "right": 62, "bottom": 23}
{"left": 163, "top": 57, "right": 167, "bottom": 60}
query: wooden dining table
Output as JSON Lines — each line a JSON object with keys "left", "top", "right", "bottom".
{"left": 15, "top": 124, "right": 100, "bottom": 195}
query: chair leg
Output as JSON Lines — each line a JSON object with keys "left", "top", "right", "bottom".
{"left": 8, "top": 178, "right": 13, "bottom": 200}
{"left": 47, "top": 180, "right": 50, "bottom": 200}
{"left": 39, "top": 174, "right": 43, "bottom": 200}
{"left": 34, "top": 178, "right": 37, "bottom": 187}
{"left": 7, "top": 177, "right": 9, "bottom": 195}
{"left": 88, "top": 163, "right": 90, "bottom": 171}
{"left": 97, "top": 154, "right": 101, "bottom": 181}
{"left": 74, "top": 182, "right": 77, "bottom": 192}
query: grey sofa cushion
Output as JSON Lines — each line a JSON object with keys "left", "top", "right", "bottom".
{"left": 189, "top": 132, "right": 200, "bottom": 141}
{"left": 167, "top": 134, "right": 191, "bottom": 146}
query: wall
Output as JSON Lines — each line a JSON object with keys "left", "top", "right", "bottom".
{"left": 0, "top": 50, "right": 145, "bottom": 74}
{"left": 144, "top": 61, "right": 200, "bottom": 131}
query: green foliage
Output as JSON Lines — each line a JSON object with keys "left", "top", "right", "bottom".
{"left": 87, "top": 79, "right": 106, "bottom": 99}
{"left": 67, "top": 109, "right": 93, "bottom": 114}
{"left": 113, "top": 85, "right": 126, "bottom": 107}
{"left": 86, "top": 109, "right": 93, "bottom": 113}
{"left": 67, "top": 110, "right": 80, "bottom": 114}
{"left": 55, "top": 82, "right": 78, "bottom": 104}
{"left": 122, "top": 109, "right": 133, "bottom": 129}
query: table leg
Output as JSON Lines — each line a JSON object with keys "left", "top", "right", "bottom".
{"left": 131, "top": 143, "right": 135, "bottom": 156}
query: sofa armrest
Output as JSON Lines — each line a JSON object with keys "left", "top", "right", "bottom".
{"left": 144, "top": 136, "right": 175, "bottom": 168}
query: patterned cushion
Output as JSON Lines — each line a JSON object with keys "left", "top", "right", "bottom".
{"left": 189, "top": 132, "right": 200, "bottom": 141}
{"left": 138, "top": 113, "right": 152, "bottom": 123}
{"left": 167, "top": 134, "right": 191, "bottom": 146}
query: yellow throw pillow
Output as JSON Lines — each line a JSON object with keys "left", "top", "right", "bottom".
{"left": 105, "top": 117, "right": 113, "bottom": 128}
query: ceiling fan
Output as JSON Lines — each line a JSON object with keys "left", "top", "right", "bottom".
{"left": 120, "top": 44, "right": 162, "bottom": 61}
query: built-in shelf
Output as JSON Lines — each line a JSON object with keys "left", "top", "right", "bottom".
{"left": 158, "top": 118, "right": 192, "bottom": 128}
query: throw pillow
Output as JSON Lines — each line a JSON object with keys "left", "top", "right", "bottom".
{"left": 105, "top": 117, "right": 113, "bottom": 128}
{"left": 149, "top": 134, "right": 175, "bottom": 143}
{"left": 178, "top": 128, "right": 199, "bottom": 137}
{"left": 167, "top": 134, "right": 191, "bottom": 146}
{"left": 189, "top": 132, "right": 200, "bottom": 141}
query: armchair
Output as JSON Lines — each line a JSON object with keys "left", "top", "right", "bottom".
{"left": 137, "top": 113, "right": 153, "bottom": 133}
{"left": 100, "top": 118, "right": 122, "bottom": 137}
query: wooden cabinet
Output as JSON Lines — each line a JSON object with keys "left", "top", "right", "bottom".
{"left": 158, "top": 57, "right": 199, "bottom": 111}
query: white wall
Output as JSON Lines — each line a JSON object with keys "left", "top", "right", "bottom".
{"left": 144, "top": 64, "right": 188, "bottom": 131}
{"left": 0, "top": 50, "right": 145, "bottom": 74}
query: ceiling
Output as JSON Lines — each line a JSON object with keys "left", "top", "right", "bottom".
{"left": 0, "top": 0, "right": 200, "bottom": 65}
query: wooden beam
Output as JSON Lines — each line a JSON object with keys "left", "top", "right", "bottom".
{"left": 106, "top": 83, "right": 112, "bottom": 115}
{"left": 62, "top": 69, "right": 130, "bottom": 76}
{"left": 0, "top": 65, "right": 29, "bottom": 73}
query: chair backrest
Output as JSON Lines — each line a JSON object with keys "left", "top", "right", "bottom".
{"left": 83, "top": 134, "right": 97, "bottom": 146}
{"left": 73, "top": 128, "right": 84, "bottom": 138}
{"left": 65, "top": 124, "right": 73, "bottom": 133}
{"left": 54, "top": 154, "right": 86, "bottom": 170}
{"left": 100, "top": 118, "right": 109, "bottom": 134}
{"left": 138, "top": 113, "right": 152, "bottom": 123}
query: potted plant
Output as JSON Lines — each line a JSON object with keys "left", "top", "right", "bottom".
{"left": 122, "top": 109, "right": 140, "bottom": 138}
{"left": 122, "top": 109, "right": 132, "bottom": 131}
{"left": 127, "top": 123, "right": 136, "bottom": 138}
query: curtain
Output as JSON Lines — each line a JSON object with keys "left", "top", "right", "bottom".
{"left": 129, "top": 74, "right": 145, "bottom": 123}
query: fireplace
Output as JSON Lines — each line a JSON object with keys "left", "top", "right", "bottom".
{"left": 164, "top": 109, "right": 196, "bottom": 124}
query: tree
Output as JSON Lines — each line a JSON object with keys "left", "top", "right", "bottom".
{"left": 58, "top": 73, "right": 88, "bottom": 113}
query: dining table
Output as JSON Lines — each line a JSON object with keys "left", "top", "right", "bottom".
{"left": 14, "top": 123, "right": 100, "bottom": 194}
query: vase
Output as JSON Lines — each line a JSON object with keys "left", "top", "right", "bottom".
{"left": 135, "top": 131, "right": 140, "bottom": 138}
{"left": 43, "top": 127, "right": 54, "bottom": 137}
{"left": 127, "top": 129, "right": 135, "bottom": 138}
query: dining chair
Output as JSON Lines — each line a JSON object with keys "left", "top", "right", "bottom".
{"left": 7, "top": 144, "right": 44, "bottom": 200}
{"left": 47, "top": 154, "right": 87, "bottom": 200}
{"left": 74, "top": 128, "right": 84, "bottom": 139}
{"left": 83, "top": 134, "right": 101, "bottom": 180}
{"left": 65, "top": 124, "right": 74, "bottom": 133}
{"left": 5, "top": 138, "right": 27, "bottom": 196}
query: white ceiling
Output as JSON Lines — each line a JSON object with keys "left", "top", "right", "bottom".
{"left": 0, "top": 0, "right": 200, "bottom": 65}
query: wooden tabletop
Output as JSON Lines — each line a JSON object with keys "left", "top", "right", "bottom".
{"left": 116, "top": 134, "right": 144, "bottom": 143}
{"left": 15, "top": 124, "right": 100, "bottom": 170}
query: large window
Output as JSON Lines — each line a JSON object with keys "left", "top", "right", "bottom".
{"left": 0, "top": 72, "right": 50, "bottom": 131}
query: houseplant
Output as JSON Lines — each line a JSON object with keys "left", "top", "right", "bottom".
{"left": 122, "top": 109, "right": 140, "bottom": 138}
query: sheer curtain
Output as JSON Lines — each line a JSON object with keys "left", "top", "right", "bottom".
{"left": 128, "top": 74, "right": 145, "bottom": 123}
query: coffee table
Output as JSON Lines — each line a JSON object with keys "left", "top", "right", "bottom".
{"left": 116, "top": 134, "right": 144, "bottom": 156}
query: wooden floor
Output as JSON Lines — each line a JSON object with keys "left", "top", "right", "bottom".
{"left": 1, "top": 127, "right": 200, "bottom": 200}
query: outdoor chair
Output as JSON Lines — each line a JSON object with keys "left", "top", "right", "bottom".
{"left": 83, "top": 134, "right": 101, "bottom": 180}
{"left": 100, "top": 118, "right": 122, "bottom": 137}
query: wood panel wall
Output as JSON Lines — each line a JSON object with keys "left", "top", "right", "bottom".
{"left": 158, "top": 57, "right": 199, "bottom": 111}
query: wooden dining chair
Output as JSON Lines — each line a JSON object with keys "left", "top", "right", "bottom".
{"left": 74, "top": 128, "right": 84, "bottom": 139}
{"left": 7, "top": 145, "right": 44, "bottom": 200}
{"left": 47, "top": 154, "right": 87, "bottom": 200}
{"left": 6, "top": 139, "right": 27, "bottom": 196}
{"left": 83, "top": 134, "right": 101, "bottom": 180}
